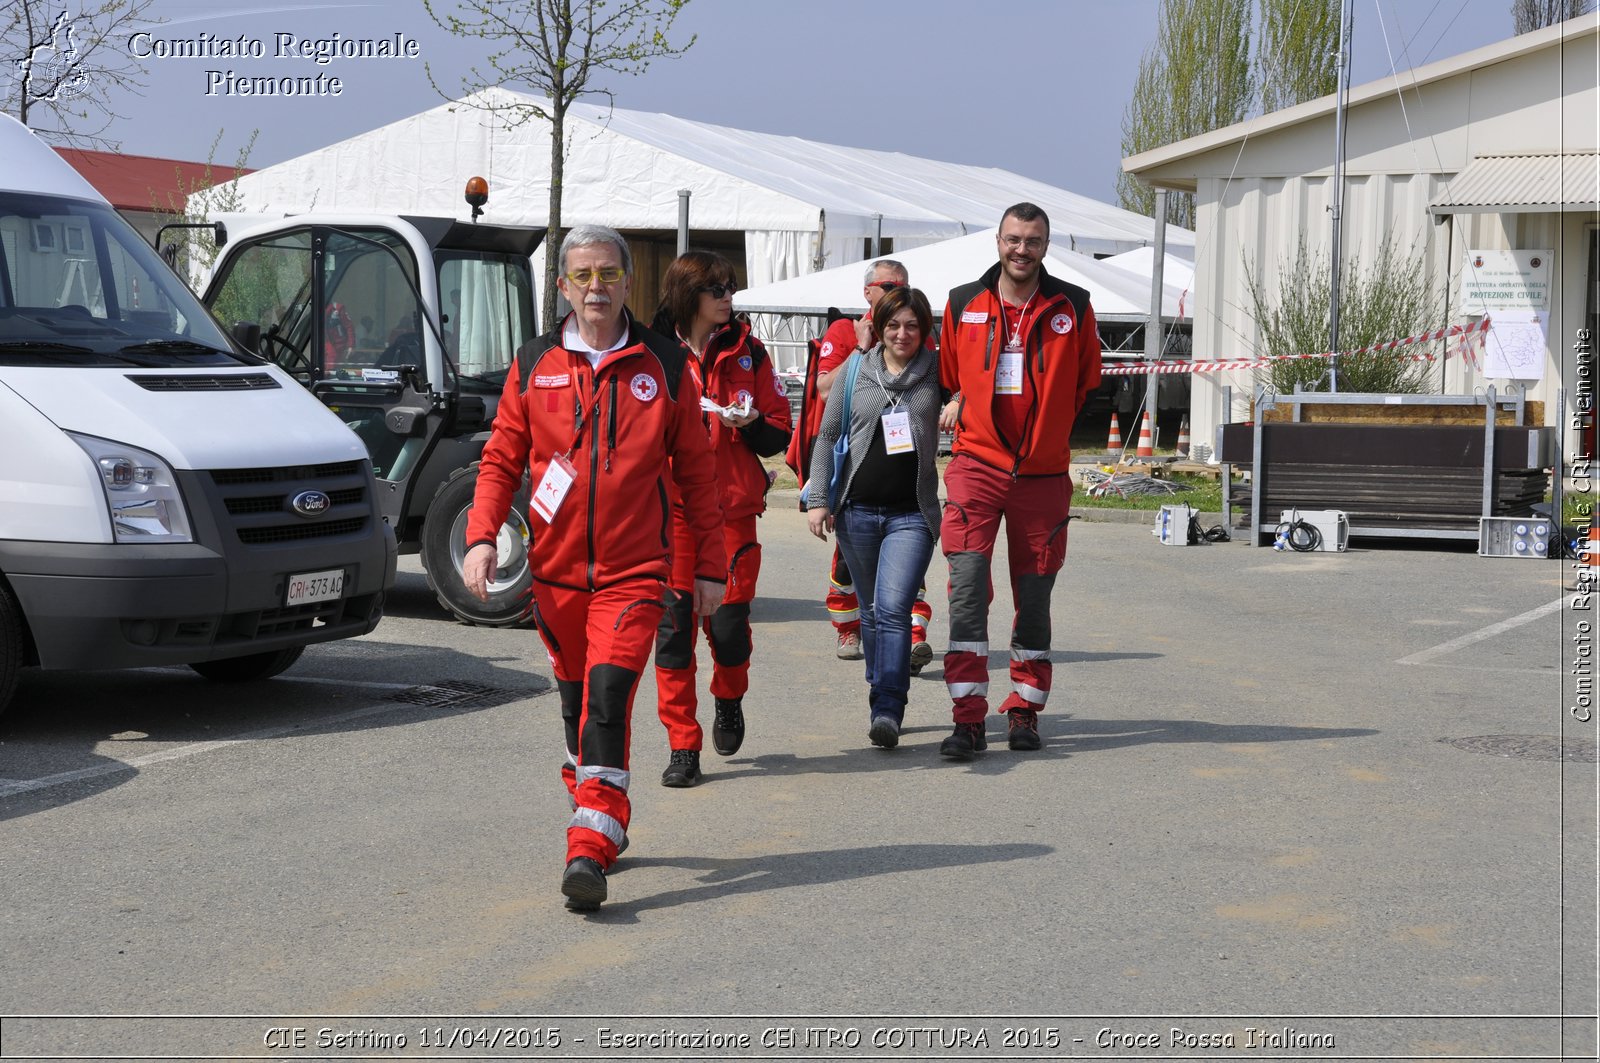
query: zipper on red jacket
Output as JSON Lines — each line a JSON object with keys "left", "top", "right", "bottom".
{"left": 1009, "top": 295, "right": 1063, "bottom": 480}
{"left": 606, "top": 375, "right": 619, "bottom": 472}
{"left": 584, "top": 362, "right": 600, "bottom": 590}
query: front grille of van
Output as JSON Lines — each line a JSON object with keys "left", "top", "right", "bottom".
{"left": 206, "top": 461, "right": 372, "bottom": 546}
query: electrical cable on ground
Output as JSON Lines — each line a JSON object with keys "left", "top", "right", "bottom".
{"left": 1273, "top": 517, "right": 1323, "bottom": 552}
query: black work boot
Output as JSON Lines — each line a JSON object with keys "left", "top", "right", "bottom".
{"left": 711, "top": 698, "right": 745, "bottom": 756}
{"left": 661, "top": 748, "right": 702, "bottom": 787}
{"left": 938, "top": 721, "right": 989, "bottom": 760}
{"left": 1007, "top": 708, "right": 1042, "bottom": 751}
{"left": 561, "top": 857, "right": 607, "bottom": 911}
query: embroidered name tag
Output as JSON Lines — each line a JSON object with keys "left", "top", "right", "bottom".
{"left": 534, "top": 373, "right": 571, "bottom": 389}
{"left": 961, "top": 310, "right": 988, "bottom": 324}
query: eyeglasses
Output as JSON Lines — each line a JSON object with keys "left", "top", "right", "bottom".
{"left": 866, "top": 280, "right": 904, "bottom": 291}
{"left": 999, "top": 235, "right": 1046, "bottom": 252}
{"left": 700, "top": 283, "right": 738, "bottom": 298}
{"left": 565, "top": 267, "right": 627, "bottom": 286}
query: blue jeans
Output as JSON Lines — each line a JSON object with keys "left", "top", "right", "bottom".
{"left": 835, "top": 504, "right": 936, "bottom": 723}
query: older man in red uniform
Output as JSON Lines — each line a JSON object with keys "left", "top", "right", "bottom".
{"left": 936, "top": 203, "right": 1101, "bottom": 759}
{"left": 463, "top": 224, "right": 724, "bottom": 911}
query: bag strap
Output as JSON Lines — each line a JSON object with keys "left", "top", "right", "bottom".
{"left": 838, "top": 352, "right": 860, "bottom": 433}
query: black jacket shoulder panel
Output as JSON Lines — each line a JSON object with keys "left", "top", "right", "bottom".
{"left": 515, "top": 330, "right": 565, "bottom": 393}
{"left": 947, "top": 278, "right": 989, "bottom": 321}
{"left": 1040, "top": 271, "right": 1092, "bottom": 323}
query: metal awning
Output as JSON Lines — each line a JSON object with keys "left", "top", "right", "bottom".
{"left": 1429, "top": 152, "right": 1600, "bottom": 215}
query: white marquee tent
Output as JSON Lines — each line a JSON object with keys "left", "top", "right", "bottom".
{"left": 735, "top": 228, "right": 1194, "bottom": 321}
{"left": 207, "top": 87, "right": 1195, "bottom": 290}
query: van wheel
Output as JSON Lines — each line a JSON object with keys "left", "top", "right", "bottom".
{"left": 189, "top": 646, "right": 304, "bottom": 682}
{"left": 0, "top": 582, "right": 24, "bottom": 717}
{"left": 419, "top": 462, "right": 533, "bottom": 627}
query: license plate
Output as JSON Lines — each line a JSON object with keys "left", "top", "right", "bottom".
{"left": 285, "top": 567, "right": 345, "bottom": 606}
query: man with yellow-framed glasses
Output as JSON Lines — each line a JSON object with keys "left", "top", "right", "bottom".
{"left": 464, "top": 224, "right": 726, "bottom": 912}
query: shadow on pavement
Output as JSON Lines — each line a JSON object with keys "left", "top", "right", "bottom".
{"left": 594, "top": 842, "right": 1053, "bottom": 919}
{"left": 701, "top": 716, "right": 1378, "bottom": 783}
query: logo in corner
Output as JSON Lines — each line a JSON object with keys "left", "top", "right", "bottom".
{"left": 12, "top": 11, "right": 90, "bottom": 104}
{"left": 630, "top": 373, "right": 658, "bottom": 402}
{"left": 1050, "top": 313, "right": 1073, "bottom": 335}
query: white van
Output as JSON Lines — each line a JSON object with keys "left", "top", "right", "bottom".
{"left": 0, "top": 114, "right": 396, "bottom": 716}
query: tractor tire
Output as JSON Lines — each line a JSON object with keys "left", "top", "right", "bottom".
{"left": 419, "top": 462, "right": 534, "bottom": 626}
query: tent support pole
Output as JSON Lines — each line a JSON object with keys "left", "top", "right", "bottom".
{"left": 1144, "top": 190, "right": 1168, "bottom": 451}
{"left": 677, "top": 189, "right": 691, "bottom": 256}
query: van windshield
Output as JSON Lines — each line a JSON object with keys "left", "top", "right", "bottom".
{"left": 0, "top": 192, "right": 242, "bottom": 367}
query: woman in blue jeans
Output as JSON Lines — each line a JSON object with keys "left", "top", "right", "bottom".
{"left": 804, "top": 287, "right": 943, "bottom": 749}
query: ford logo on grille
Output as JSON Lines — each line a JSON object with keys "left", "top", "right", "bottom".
{"left": 291, "top": 490, "right": 331, "bottom": 518}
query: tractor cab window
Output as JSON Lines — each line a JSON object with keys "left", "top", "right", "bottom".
{"left": 437, "top": 251, "right": 536, "bottom": 388}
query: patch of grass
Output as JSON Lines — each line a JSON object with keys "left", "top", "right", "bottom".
{"left": 763, "top": 455, "right": 1228, "bottom": 513}
{"left": 1073, "top": 473, "right": 1224, "bottom": 512}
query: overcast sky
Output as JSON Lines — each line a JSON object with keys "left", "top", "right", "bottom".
{"left": 81, "top": 0, "right": 1531, "bottom": 207}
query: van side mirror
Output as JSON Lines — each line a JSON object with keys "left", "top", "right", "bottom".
{"left": 231, "top": 321, "right": 261, "bottom": 354}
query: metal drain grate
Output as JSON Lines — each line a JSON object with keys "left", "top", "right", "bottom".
{"left": 386, "top": 676, "right": 551, "bottom": 708}
{"left": 1441, "top": 735, "right": 1599, "bottom": 763}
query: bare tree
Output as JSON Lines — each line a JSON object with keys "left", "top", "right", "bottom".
{"left": 1512, "top": 0, "right": 1592, "bottom": 33}
{"left": 1117, "top": 0, "right": 1253, "bottom": 229}
{"left": 425, "top": 0, "right": 696, "bottom": 327}
{"left": 1, "top": 0, "right": 163, "bottom": 145}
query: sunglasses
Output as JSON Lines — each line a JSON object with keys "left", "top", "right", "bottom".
{"left": 565, "top": 267, "right": 627, "bottom": 285}
{"left": 867, "top": 280, "right": 904, "bottom": 291}
{"left": 700, "top": 283, "right": 738, "bottom": 298}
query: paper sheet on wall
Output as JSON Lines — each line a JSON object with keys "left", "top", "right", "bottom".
{"left": 1482, "top": 310, "right": 1547, "bottom": 381}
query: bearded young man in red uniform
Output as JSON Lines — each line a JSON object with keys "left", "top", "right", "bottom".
{"left": 936, "top": 203, "right": 1101, "bottom": 759}
{"left": 796, "top": 259, "right": 934, "bottom": 668}
{"left": 462, "top": 225, "right": 725, "bottom": 911}
{"left": 649, "top": 251, "right": 791, "bottom": 787}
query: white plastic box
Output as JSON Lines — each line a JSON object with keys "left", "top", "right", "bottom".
{"left": 1478, "top": 516, "right": 1552, "bottom": 559}
{"left": 1154, "top": 503, "right": 1194, "bottom": 546}
{"left": 1276, "top": 509, "right": 1349, "bottom": 552}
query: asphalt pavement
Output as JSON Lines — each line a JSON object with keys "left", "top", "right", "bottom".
{"left": 0, "top": 492, "right": 1594, "bottom": 1061}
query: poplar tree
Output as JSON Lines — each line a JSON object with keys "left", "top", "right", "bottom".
{"left": 1117, "top": 0, "right": 1254, "bottom": 230}
{"left": 1257, "top": 0, "right": 1339, "bottom": 114}
{"left": 425, "top": 0, "right": 696, "bottom": 327}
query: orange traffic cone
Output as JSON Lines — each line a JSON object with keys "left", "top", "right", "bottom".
{"left": 1135, "top": 410, "right": 1154, "bottom": 458}
{"left": 1106, "top": 412, "right": 1122, "bottom": 454}
{"left": 1175, "top": 418, "right": 1190, "bottom": 458}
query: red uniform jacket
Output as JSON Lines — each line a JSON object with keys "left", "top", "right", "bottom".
{"left": 940, "top": 263, "right": 1102, "bottom": 476}
{"left": 468, "top": 312, "right": 726, "bottom": 591}
{"left": 654, "top": 315, "right": 792, "bottom": 522}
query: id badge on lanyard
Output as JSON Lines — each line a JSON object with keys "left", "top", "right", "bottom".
{"left": 996, "top": 348, "right": 1024, "bottom": 396}
{"left": 881, "top": 409, "right": 913, "bottom": 454}
{"left": 531, "top": 453, "right": 578, "bottom": 523}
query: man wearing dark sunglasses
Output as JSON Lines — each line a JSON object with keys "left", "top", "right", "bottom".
{"left": 796, "top": 260, "right": 935, "bottom": 670}
{"left": 463, "top": 224, "right": 727, "bottom": 912}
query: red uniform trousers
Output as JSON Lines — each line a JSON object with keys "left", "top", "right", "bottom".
{"left": 535, "top": 577, "right": 665, "bottom": 870}
{"left": 826, "top": 547, "right": 932, "bottom": 642}
{"left": 654, "top": 513, "right": 760, "bottom": 751}
{"left": 940, "top": 455, "right": 1073, "bottom": 725}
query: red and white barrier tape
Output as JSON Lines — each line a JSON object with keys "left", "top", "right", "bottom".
{"left": 1101, "top": 318, "right": 1492, "bottom": 377}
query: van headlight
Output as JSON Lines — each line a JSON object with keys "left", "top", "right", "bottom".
{"left": 67, "top": 433, "right": 194, "bottom": 543}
